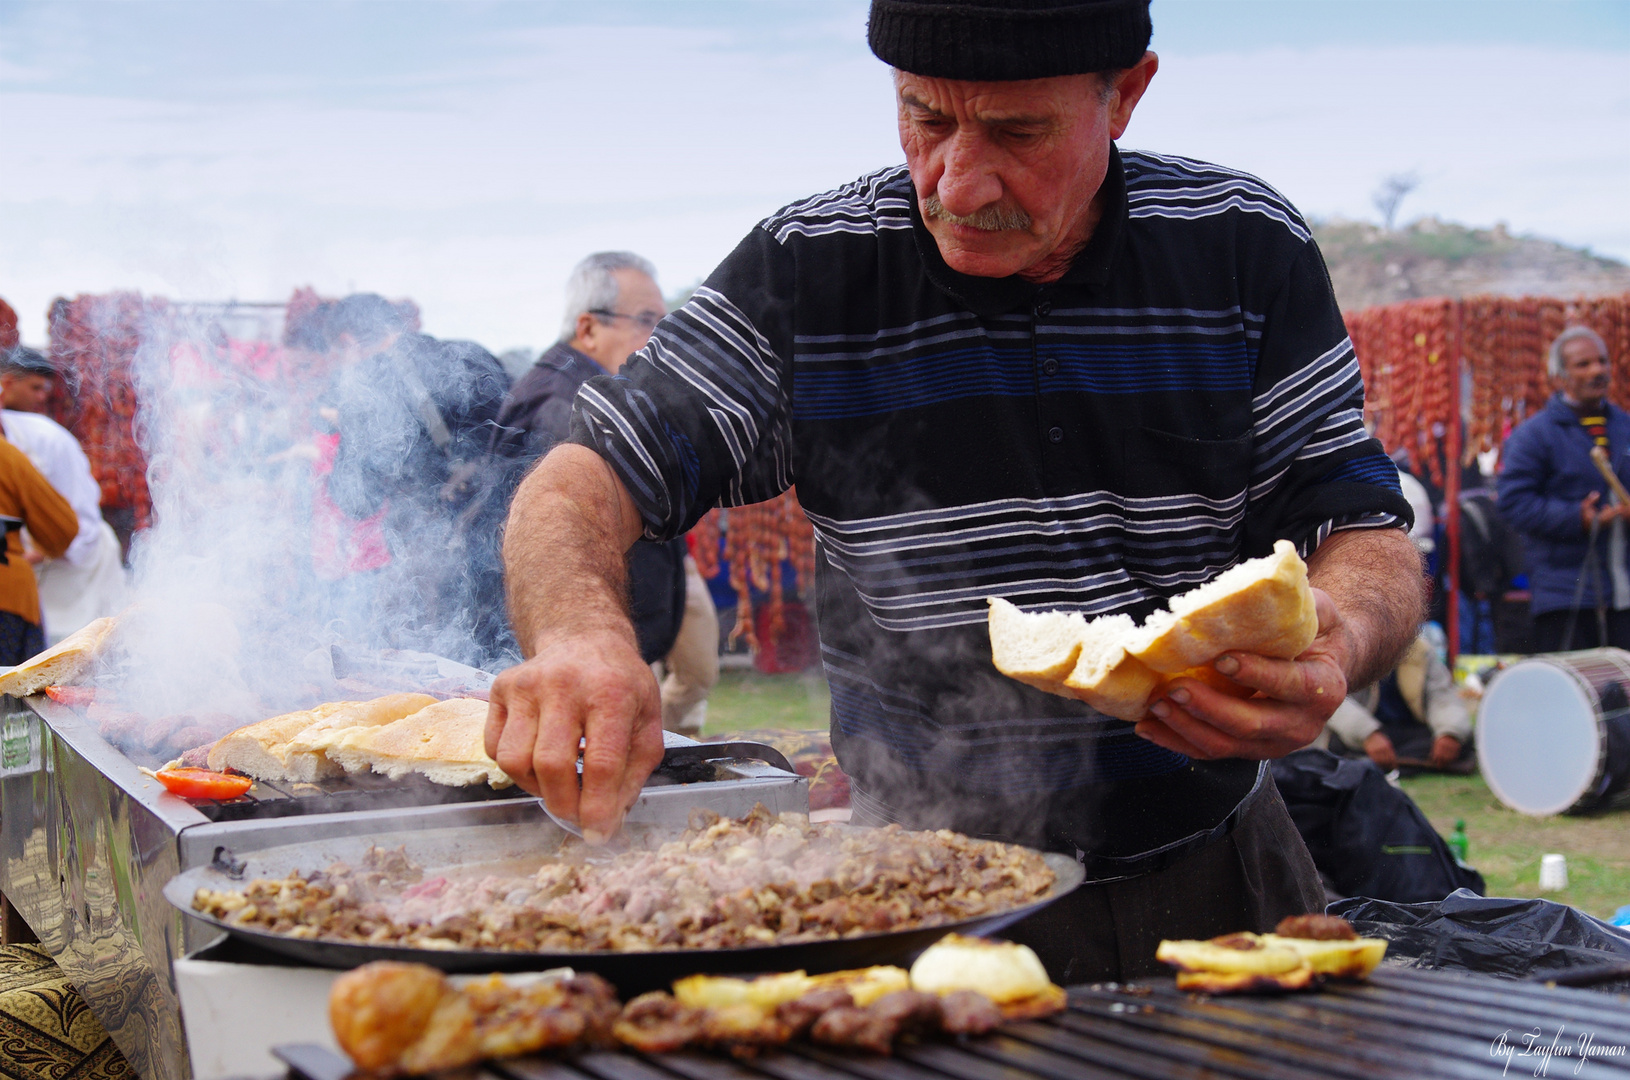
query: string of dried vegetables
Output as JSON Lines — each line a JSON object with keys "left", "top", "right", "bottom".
{"left": 1346, "top": 293, "right": 1628, "bottom": 472}
{"left": 690, "top": 491, "right": 817, "bottom": 651}
{"left": 47, "top": 293, "right": 162, "bottom": 528}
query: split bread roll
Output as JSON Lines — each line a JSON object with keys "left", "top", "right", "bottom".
{"left": 1126, "top": 540, "right": 1319, "bottom": 674}
{"left": 327, "top": 697, "right": 511, "bottom": 788}
{"left": 282, "top": 692, "right": 439, "bottom": 782}
{"left": 207, "top": 701, "right": 361, "bottom": 780}
{"left": 0, "top": 616, "right": 119, "bottom": 697}
{"left": 989, "top": 540, "right": 1318, "bottom": 722}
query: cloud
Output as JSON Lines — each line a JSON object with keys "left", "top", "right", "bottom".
{"left": 1131, "top": 45, "right": 1629, "bottom": 257}
{"left": 2, "top": 7, "right": 1625, "bottom": 350}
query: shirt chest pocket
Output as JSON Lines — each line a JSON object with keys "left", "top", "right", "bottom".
{"left": 1123, "top": 426, "right": 1254, "bottom": 503}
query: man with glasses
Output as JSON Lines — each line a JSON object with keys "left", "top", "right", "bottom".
{"left": 496, "top": 253, "right": 715, "bottom": 729}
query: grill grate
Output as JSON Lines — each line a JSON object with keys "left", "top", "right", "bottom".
{"left": 194, "top": 771, "right": 526, "bottom": 821}
{"left": 189, "top": 753, "right": 747, "bottom": 822}
{"left": 275, "top": 968, "right": 1630, "bottom": 1080}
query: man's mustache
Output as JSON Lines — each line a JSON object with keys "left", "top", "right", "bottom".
{"left": 922, "top": 193, "right": 1032, "bottom": 232}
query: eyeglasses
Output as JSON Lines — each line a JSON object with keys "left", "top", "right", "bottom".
{"left": 589, "top": 308, "right": 664, "bottom": 332}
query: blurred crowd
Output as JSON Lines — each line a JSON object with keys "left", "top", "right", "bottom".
{"left": 1322, "top": 324, "right": 1626, "bottom": 775}
{"left": 1, "top": 277, "right": 1619, "bottom": 761}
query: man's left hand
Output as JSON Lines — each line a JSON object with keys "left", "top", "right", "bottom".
{"left": 1136, "top": 588, "right": 1352, "bottom": 759}
{"left": 1429, "top": 733, "right": 1462, "bottom": 769}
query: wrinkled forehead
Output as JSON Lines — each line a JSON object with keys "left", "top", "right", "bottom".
{"left": 1562, "top": 337, "right": 1609, "bottom": 365}
{"left": 893, "top": 68, "right": 1103, "bottom": 118}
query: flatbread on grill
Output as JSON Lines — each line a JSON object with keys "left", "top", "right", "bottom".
{"left": 282, "top": 693, "right": 439, "bottom": 782}
{"left": 0, "top": 615, "right": 119, "bottom": 697}
{"left": 327, "top": 697, "right": 510, "bottom": 788}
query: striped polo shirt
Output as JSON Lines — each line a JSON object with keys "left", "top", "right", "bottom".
{"left": 570, "top": 146, "right": 1412, "bottom": 857}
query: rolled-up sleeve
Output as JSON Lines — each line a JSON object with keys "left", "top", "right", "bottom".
{"left": 1244, "top": 241, "right": 1415, "bottom": 557}
{"left": 569, "top": 228, "right": 797, "bottom": 540}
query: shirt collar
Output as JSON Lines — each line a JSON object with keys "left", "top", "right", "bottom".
{"left": 539, "top": 340, "right": 605, "bottom": 379}
{"left": 907, "top": 143, "right": 1129, "bottom": 317}
{"left": 1549, "top": 392, "right": 1610, "bottom": 424}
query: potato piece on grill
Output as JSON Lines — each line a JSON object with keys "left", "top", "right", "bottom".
{"left": 807, "top": 965, "right": 910, "bottom": 1006}
{"left": 673, "top": 970, "right": 815, "bottom": 1011}
{"left": 329, "top": 963, "right": 462, "bottom": 1071}
{"left": 1155, "top": 933, "right": 1308, "bottom": 976}
{"left": 910, "top": 934, "right": 1052, "bottom": 1004}
{"left": 1175, "top": 966, "right": 1316, "bottom": 994}
{"left": 1259, "top": 934, "right": 1387, "bottom": 979}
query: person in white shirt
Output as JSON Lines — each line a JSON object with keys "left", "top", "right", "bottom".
{"left": 0, "top": 347, "right": 127, "bottom": 643}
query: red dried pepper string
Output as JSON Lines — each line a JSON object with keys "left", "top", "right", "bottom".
{"left": 1349, "top": 294, "right": 1629, "bottom": 478}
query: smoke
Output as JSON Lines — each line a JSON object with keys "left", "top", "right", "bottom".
{"left": 98, "top": 302, "right": 501, "bottom": 740}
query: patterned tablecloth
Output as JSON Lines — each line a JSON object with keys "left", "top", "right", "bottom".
{"left": 0, "top": 945, "right": 133, "bottom": 1080}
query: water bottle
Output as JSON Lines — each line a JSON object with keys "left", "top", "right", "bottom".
{"left": 1448, "top": 819, "right": 1469, "bottom": 864}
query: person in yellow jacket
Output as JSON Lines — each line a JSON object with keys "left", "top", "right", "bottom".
{"left": 0, "top": 435, "right": 78, "bottom": 666}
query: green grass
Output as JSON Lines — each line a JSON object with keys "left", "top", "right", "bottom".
{"left": 699, "top": 666, "right": 830, "bottom": 736}
{"left": 697, "top": 668, "right": 1630, "bottom": 922}
{"left": 1400, "top": 772, "right": 1630, "bottom": 921}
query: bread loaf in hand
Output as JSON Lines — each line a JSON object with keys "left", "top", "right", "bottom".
{"left": 988, "top": 540, "right": 1318, "bottom": 722}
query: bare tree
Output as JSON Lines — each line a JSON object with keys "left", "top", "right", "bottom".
{"left": 1372, "top": 172, "right": 1420, "bottom": 232}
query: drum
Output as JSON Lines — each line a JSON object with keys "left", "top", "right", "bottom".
{"left": 1477, "top": 648, "right": 1630, "bottom": 815}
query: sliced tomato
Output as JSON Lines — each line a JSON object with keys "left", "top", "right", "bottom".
{"left": 155, "top": 768, "right": 253, "bottom": 801}
{"left": 45, "top": 685, "right": 96, "bottom": 706}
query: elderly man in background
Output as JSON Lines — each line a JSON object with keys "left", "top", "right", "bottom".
{"left": 489, "top": 0, "right": 1422, "bottom": 981}
{"left": 1498, "top": 326, "right": 1629, "bottom": 652}
{"left": 495, "top": 253, "right": 717, "bottom": 733}
{"left": 0, "top": 347, "right": 125, "bottom": 644}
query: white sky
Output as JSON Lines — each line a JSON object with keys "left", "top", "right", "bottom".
{"left": 2, "top": 0, "right": 1627, "bottom": 353}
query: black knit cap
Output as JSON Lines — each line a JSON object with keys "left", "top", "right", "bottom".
{"left": 868, "top": 0, "right": 1151, "bottom": 81}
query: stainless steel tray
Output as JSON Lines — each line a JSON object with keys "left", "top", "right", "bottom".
{"left": 163, "top": 819, "right": 1083, "bottom": 995}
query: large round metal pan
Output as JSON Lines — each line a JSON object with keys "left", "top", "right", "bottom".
{"left": 164, "top": 819, "right": 1083, "bottom": 995}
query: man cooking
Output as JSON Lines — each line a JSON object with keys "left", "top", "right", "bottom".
{"left": 487, "top": 0, "right": 1423, "bottom": 982}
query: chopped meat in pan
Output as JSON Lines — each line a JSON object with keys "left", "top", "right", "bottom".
{"left": 194, "top": 805, "right": 1056, "bottom": 954}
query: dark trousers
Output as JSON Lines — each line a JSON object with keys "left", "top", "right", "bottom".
{"left": 856, "top": 771, "right": 1325, "bottom": 986}
{"left": 1531, "top": 608, "right": 1630, "bottom": 653}
{"left": 0, "top": 613, "right": 44, "bottom": 669}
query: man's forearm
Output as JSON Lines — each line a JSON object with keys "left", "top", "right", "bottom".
{"left": 1307, "top": 527, "right": 1427, "bottom": 690}
{"left": 503, "top": 444, "right": 646, "bottom": 657}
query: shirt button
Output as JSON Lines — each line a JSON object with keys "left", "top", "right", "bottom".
{"left": 1041, "top": 358, "right": 1059, "bottom": 376}
{"left": 1048, "top": 426, "right": 1064, "bottom": 443}
{"left": 1035, "top": 300, "right": 1052, "bottom": 316}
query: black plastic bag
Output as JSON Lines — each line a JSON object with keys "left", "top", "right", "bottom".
{"left": 1270, "top": 749, "right": 1485, "bottom": 903}
{"left": 1330, "top": 889, "right": 1630, "bottom": 991}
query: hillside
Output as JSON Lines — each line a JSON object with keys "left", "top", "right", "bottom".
{"left": 1314, "top": 218, "right": 1630, "bottom": 314}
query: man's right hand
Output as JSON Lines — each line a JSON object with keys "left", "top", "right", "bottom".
{"left": 1362, "top": 730, "right": 1397, "bottom": 771}
{"left": 485, "top": 627, "right": 665, "bottom": 843}
{"left": 1581, "top": 491, "right": 1623, "bottom": 530}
